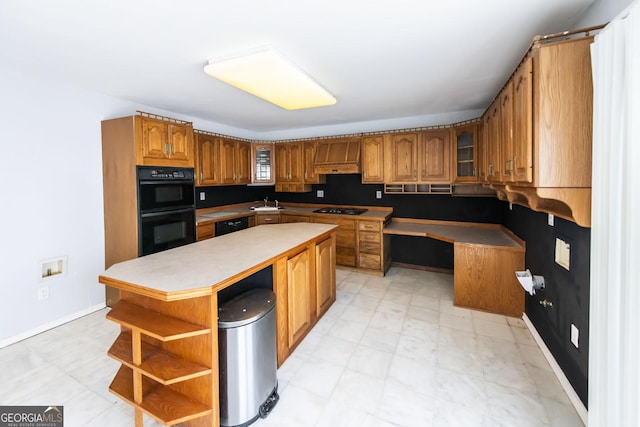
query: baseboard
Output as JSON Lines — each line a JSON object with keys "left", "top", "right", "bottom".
{"left": 390, "top": 262, "right": 453, "bottom": 275}
{"left": 0, "top": 303, "right": 106, "bottom": 349}
{"left": 523, "top": 313, "right": 588, "bottom": 426}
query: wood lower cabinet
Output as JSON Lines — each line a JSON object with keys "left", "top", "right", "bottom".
{"left": 453, "top": 243, "right": 525, "bottom": 317}
{"left": 286, "top": 249, "right": 312, "bottom": 348}
{"left": 274, "top": 232, "right": 337, "bottom": 365}
{"left": 255, "top": 213, "right": 280, "bottom": 225}
{"left": 312, "top": 217, "right": 356, "bottom": 267}
{"left": 196, "top": 222, "right": 214, "bottom": 241}
{"left": 281, "top": 214, "right": 311, "bottom": 223}
{"left": 357, "top": 220, "right": 390, "bottom": 274}
{"left": 315, "top": 234, "right": 336, "bottom": 317}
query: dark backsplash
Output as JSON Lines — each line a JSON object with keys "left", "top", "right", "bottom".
{"left": 504, "top": 204, "right": 590, "bottom": 407}
{"left": 197, "top": 175, "right": 590, "bottom": 405}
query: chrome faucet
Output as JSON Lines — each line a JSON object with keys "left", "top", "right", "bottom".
{"left": 264, "top": 197, "right": 268, "bottom": 207}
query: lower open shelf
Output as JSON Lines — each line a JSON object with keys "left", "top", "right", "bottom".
{"left": 110, "top": 365, "right": 212, "bottom": 426}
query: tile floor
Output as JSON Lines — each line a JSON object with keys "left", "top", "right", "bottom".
{"left": 0, "top": 267, "right": 583, "bottom": 427}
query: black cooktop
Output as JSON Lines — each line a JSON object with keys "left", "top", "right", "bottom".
{"left": 313, "top": 207, "right": 368, "bottom": 215}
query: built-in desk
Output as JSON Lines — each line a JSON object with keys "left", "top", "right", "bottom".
{"left": 383, "top": 218, "right": 526, "bottom": 317}
{"left": 99, "top": 223, "right": 338, "bottom": 427}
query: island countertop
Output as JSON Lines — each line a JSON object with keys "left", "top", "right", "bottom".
{"left": 99, "top": 223, "right": 338, "bottom": 300}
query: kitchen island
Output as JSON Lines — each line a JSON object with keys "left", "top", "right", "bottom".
{"left": 99, "top": 223, "right": 338, "bottom": 427}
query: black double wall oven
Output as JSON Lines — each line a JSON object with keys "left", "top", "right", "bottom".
{"left": 137, "top": 166, "right": 196, "bottom": 256}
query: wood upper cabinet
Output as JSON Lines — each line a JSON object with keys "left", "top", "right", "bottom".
{"left": 303, "top": 141, "right": 325, "bottom": 184}
{"left": 512, "top": 56, "right": 533, "bottom": 183}
{"left": 389, "top": 132, "right": 420, "bottom": 182}
{"left": 500, "top": 80, "right": 515, "bottom": 182}
{"left": 453, "top": 124, "right": 478, "bottom": 183}
{"left": 194, "top": 131, "right": 220, "bottom": 186}
{"left": 315, "top": 235, "right": 336, "bottom": 318}
{"left": 275, "top": 142, "right": 312, "bottom": 192}
{"left": 287, "top": 248, "right": 312, "bottom": 348}
{"left": 136, "top": 116, "right": 194, "bottom": 167}
{"left": 387, "top": 131, "right": 451, "bottom": 183}
{"left": 532, "top": 37, "right": 593, "bottom": 188}
{"left": 252, "top": 143, "right": 275, "bottom": 184}
{"left": 275, "top": 142, "right": 303, "bottom": 182}
{"left": 361, "top": 135, "right": 385, "bottom": 183}
{"left": 420, "top": 130, "right": 451, "bottom": 182}
{"left": 218, "top": 138, "right": 251, "bottom": 185}
{"left": 484, "top": 98, "right": 502, "bottom": 182}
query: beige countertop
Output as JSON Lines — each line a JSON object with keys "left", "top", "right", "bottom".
{"left": 196, "top": 202, "right": 393, "bottom": 225}
{"left": 383, "top": 218, "right": 524, "bottom": 249}
{"left": 99, "top": 223, "right": 338, "bottom": 299}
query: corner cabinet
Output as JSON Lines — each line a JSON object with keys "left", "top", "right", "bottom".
{"left": 485, "top": 31, "right": 598, "bottom": 226}
{"left": 252, "top": 143, "right": 275, "bottom": 184}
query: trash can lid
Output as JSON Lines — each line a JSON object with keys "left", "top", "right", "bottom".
{"left": 218, "top": 288, "right": 276, "bottom": 328}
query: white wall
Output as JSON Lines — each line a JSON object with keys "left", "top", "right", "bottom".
{"left": 0, "top": 68, "right": 232, "bottom": 346}
{"left": 576, "top": 0, "right": 636, "bottom": 26}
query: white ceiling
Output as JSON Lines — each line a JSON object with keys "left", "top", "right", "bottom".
{"left": 0, "top": 0, "right": 596, "bottom": 140}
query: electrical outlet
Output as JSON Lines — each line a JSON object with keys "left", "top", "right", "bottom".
{"left": 199, "top": 191, "right": 206, "bottom": 201}
{"left": 376, "top": 190, "right": 382, "bottom": 199}
{"left": 317, "top": 190, "right": 324, "bottom": 198}
{"left": 509, "top": 202, "right": 513, "bottom": 211}
{"left": 571, "top": 324, "right": 579, "bottom": 348}
{"left": 548, "top": 213, "right": 554, "bottom": 226}
{"left": 38, "top": 287, "right": 49, "bottom": 301}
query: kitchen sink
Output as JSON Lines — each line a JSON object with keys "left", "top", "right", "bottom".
{"left": 251, "top": 206, "right": 283, "bottom": 211}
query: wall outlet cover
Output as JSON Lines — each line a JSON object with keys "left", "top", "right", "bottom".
{"left": 555, "top": 238, "right": 571, "bottom": 270}
{"left": 548, "top": 213, "right": 554, "bottom": 226}
{"left": 199, "top": 191, "right": 206, "bottom": 201}
{"left": 376, "top": 190, "right": 382, "bottom": 199}
{"left": 317, "top": 190, "right": 324, "bottom": 198}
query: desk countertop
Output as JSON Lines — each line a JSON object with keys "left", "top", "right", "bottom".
{"left": 383, "top": 218, "right": 524, "bottom": 249}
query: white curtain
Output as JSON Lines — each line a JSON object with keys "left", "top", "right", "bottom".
{"left": 589, "top": 1, "right": 640, "bottom": 426}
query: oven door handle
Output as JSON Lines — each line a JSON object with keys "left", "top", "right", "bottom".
{"left": 140, "top": 207, "right": 195, "bottom": 218}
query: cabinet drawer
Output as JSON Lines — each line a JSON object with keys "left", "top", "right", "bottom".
{"left": 196, "top": 223, "right": 214, "bottom": 241}
{"left": 359, "top": 231, "right": 381, "bottom": 244}
{"left": 358, "top": 221, "right": 380, "bottom": 232}
{"left": 359, "top": 241, "right": 381, "bottom": 254}
{"left": 313, "top": 217, "right": 356, "bottom": 230}
{"left": 359, "top": 253, "right": 381, "bottom": 270}
{"left": 281, "top": 214, "right": 311, "bottom": 223}
{"left": 256, "top": 213, "right": 280, "bottom": 225}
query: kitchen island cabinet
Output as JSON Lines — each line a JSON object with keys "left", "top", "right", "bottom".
{"left": 99, "top": 223, "right": 337, "bottom": 427}
{"left": 384, "top": 218, "right": 525, "bottom": 317}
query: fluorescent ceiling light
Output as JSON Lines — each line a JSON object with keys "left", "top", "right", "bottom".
{"left": 204, "top": 48, "right": 336, "bottom": 110}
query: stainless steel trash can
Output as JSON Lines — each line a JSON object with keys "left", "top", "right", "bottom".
{"left": 218, "top": 289, "right": 278, "bottom": 427}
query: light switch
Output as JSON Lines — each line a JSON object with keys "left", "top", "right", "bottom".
{"left": 548, "top": 213, "right": 554, "bottom": 226}
{"left": 571, "top": 324, "right": 579, "bottom": 348}
{"left": 555, "top": 238, "right": 570, "bottom": 270}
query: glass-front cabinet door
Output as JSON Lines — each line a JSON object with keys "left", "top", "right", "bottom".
{"left": 252, "top": 143, "right": 275, "bottom": 184}
{"left": 453, "top": 123, "right": 478, "bottom": 183}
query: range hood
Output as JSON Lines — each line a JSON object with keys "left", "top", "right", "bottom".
{"left": 313, "top": 137, "right": 361, "bottom": 174}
